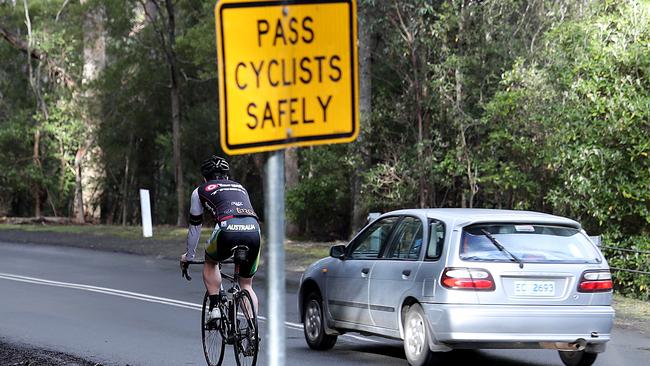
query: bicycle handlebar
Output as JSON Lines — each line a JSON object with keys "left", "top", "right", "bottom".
{"left": 181, "top": 246, "right": 247, "bottom": 281}
{"left": 180, "top": 259, "right": 235, "bottom": 281}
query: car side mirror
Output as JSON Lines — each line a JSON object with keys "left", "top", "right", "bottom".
{"left": 330, "top": 244, "right": 346, "bottom": 260}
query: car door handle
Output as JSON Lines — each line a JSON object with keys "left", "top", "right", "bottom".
{"left": 402, "top": 269, "right": 411, "bottom": 277}
{"left": 361, "top": 268, "right": 370, "bottom": 275}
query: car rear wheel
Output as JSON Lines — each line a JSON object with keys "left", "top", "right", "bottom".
{"left": 558, "top": 350, "right": 598, "bottom": 366}
{"left": 404, "top": 304, "right": 436, "bottom": 366}
{"left": 303, "top": 292, "right": 337, "bottom": 350}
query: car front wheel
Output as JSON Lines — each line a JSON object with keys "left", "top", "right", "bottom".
{"left": 403, "top": 304, "right": 437, "bottom": 366}
{"left": 558, "top": 350, "right": 598, "bottom": 366}
{"left": 303, "top": 292, "right": 337, "bottom": 350}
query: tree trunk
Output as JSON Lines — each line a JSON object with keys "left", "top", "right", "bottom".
{"left": 23, "top": 0, "right": 43, "bottom": 217}
{"left": 33, "top": 129, "right": 42, "bottom": 217}
{"left": 78, "top": 0, "right": 106, "bottom": 223}
{"left": 2, "top": 3, "right": 75, "bottom": 218}
{"left": 73, "top": 147, "right": 85, "bottom": 223}
{"left": 164, "top": 0, "right": 185, "bottom": 227}
{"left": 172, "top": 81, "right": 185, "bottom": 226}
{"left": 454, "top": 1, "right": 478, "bottom": 209}
{"left": 350, "top": 3, "right": 373, "bottom": 235}
{"left": 305, "top": 147, "right": 314, "bottom": 234}
{"left": 285, "top": 147, "right": 300, "bottom": 237}
{"left": 121, "top": 150, "right": 130, "bottom": 226}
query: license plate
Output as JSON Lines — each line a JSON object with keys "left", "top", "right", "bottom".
{"left": 513, "top": 280, "right": 555, "bottom": 296}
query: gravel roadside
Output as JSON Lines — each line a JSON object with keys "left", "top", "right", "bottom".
{"left": 0, "top": 229, "right": 181, "bottom": 259}
{"left": 0, "top": 339, "right": 98, "bottom": 366}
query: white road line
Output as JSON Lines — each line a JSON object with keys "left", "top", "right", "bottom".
{"left": 0, "top": 273, "right": 200, "bottom": 309}
{"left": 0, "top": 273, "right": 382, "bottom": 344}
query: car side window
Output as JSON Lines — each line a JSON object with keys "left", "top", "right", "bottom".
{"left": 427, "top": 219, "right": 445, "bottom": 259}
{"left": 348, "top": 217, "right": 399, "bottom": 259}
{"left": 386, "top": 217, "right": 423, "bottom": 260}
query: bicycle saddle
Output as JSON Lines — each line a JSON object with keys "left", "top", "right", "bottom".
{"left": 232, "top": 245, "right": 249, "bottom": 263}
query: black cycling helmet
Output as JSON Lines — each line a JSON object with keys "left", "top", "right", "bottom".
{"left": 200, "top": 155, "right": 229, "bottom": 180}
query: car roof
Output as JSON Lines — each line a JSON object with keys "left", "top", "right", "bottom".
{"left": 381, "top": 208, "right": 581, "bottom": 229}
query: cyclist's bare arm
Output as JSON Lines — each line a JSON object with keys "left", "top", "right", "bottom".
{"left": 183, "top": 188, "right": 203, "bottom": 262}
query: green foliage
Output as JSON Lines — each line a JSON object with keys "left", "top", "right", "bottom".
{"left": 0, "top": 0, "right": 84, "bottom": 216}
{"left": 483, "top": 0, "right": 650, "bottom": 235}
{"left": 286, "top": 145, "right": 351, "bottom": 239}
{"left": 479, "top": 0, "right": 650, "bottom": 299}
{"left": 543, "top": 2, "right": 650, "bottom": 234}
{"left": 602, "top": 235, "right": 650, "bottom": 300}
{"left": 92, "top": 0, "right": 226, "bottom": 224}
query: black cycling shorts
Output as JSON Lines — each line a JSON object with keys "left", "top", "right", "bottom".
{"left": 205, "top": 216, "right": 261, "bottom": 278}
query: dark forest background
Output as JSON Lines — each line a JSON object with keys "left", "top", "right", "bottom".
{"left": 1, "top": 0, "right": 648, "bottom": 244}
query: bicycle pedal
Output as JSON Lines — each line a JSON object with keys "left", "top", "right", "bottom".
{"left": 244, "top": 341, "right": 258, "bottom": 356}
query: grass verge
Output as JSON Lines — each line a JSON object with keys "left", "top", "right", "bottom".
{"left": 613, "top": 294, "right": 650, "bottom": 332}
{"left": 0, "top": 223, "right": 197, "bottom": 241}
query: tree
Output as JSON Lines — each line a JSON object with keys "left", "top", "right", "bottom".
{"left": 349, "top": 0, "right": 375, "bottom": 235}
{"left": 141, "top": 0, "right": 185, "bottom": 226}
{"left": 484, "top": 0, "right": 650, "bottom": 235}
{"left": 1, "top": 0, "right": 83, "bottom": 219}
{"left": 74, "top": 0, "right": 107, "bottom": 223}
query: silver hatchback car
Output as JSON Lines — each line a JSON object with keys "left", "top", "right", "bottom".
{"left": 298, "top": 209, "right": 614, "bottom": 366}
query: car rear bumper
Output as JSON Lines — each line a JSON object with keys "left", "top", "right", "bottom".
{"left": 422, "top": 304, "right": 614, "bottom": 347}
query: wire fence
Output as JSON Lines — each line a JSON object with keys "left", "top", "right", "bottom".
{"left": 600, "top": 244, "right": 650, "bottom": 275}
{"left": 610, "top": 267, "right": 650, "bottom": 275}
{"left": 601, "top": 245, "right": 650, "bottom": 255}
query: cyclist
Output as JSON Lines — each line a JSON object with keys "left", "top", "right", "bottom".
{"left": 180, "top": 156, "right": 261, "bottom": 320}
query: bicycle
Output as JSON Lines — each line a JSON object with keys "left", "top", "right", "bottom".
{"left": 181, "top": 246, "right": 259, "bottom": 366}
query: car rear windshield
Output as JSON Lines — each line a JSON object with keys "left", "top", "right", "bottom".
{"left": 460, "top": 224, "right": 601, "bottom": 264}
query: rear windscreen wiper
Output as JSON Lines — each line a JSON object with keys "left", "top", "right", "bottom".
{"left": 480, "top": 229, "right": 524, "bottom": 269}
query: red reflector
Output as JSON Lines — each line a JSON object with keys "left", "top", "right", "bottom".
{"left": 579, "top": 280, "right": 613, "bottom": 292}
{"left": 473, "top": 280, "right": 494, "bottom": 289}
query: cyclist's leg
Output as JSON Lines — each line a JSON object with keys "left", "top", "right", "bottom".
{"left": 204, "top": 225, "right": 230, "bottom": 303}
{"left": 237, "top": 223, "right": 261, "bottom": 313}
{"left": 203, "top": 255, "right": 221, "bottom": 296}
{"left": 238, "top": 276, "right": 258, "bottom": 313}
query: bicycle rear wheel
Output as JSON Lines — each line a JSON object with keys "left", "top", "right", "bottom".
{"left": 233, "top": 289, "right": 259, "bottom": 366}
{"left": 202, "top": 292, "right": 225, "bottom": 366}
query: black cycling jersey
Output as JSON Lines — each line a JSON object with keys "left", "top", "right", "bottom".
{"left": 185, "top": 179, "right": 259, "bottom": 262}
{"left": 190, "top": 179, "right": 258, "bottom": 224}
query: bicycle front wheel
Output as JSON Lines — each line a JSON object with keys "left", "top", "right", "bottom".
{"left": 202, "top": 292, "right": 225, "bottom": 366}
{"left": 233, "top": 289, "right": 259, "bottom": 366}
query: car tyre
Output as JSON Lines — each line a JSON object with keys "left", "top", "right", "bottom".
{"left": 303, "top": 292, "right": 337, "bottom": 350}
{"left": 558, "top": 350, "right": 598, "bottom": 366}
{"left": 404, "top": 304, "right": 437, "bottom": 366}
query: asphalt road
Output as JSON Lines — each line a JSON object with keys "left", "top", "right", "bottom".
{"left": 0, "top": 241, "right": 648, "bottom": 366}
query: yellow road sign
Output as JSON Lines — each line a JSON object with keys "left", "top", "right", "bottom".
{"left": 215, "top": 0, "right": 358, "bottom": 155}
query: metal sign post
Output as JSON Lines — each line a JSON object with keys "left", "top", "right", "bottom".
{"left": 264, "top": 150, "right": 286, "bottom": 366}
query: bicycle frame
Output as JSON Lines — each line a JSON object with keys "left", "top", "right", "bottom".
{"left": 182, "top": 260, "right": 241, "bottom": 341}
{"left": 182, "top": 245, "right": 259, "bottom": 366}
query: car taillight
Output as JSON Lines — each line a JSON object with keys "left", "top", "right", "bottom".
{"left": 441, "top": 267, "right": 495, "bottom": 291}
{"left": 578, "top": 270, "right": 613, "bottom": 292}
